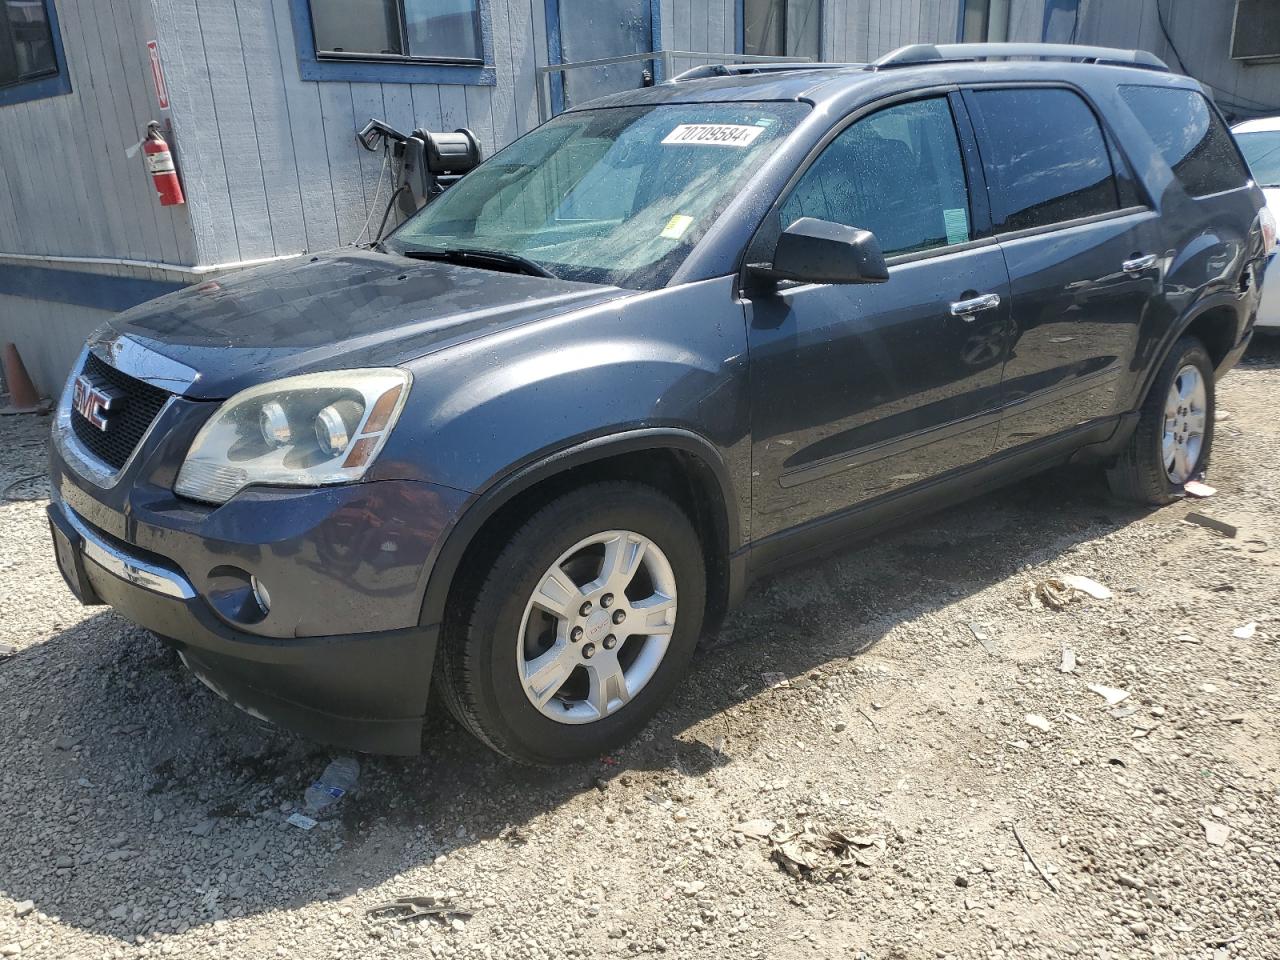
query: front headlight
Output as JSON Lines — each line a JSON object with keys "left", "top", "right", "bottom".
{"left": 174, "top": 369, "right": 411, "bottom": 504}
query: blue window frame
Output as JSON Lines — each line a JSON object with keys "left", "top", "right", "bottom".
{"left": 0, "top": 0, "right": 71, "bottom": 108}
{"left": 288, "top": 0, "right": 496, "bottom": 85}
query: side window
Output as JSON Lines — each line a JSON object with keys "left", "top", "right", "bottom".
{"left": 780, "top": 97, "right": 973, "bottom": 258}
{"left": 1118, "top": 86, "right": 1250, "bottom": 198}
{"left": 968, "top": 88, "right": 1120, "bottom": 233}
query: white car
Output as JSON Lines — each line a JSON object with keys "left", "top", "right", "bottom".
{"left": 1233, "top": 117, "right": 1280, "bottom": 330}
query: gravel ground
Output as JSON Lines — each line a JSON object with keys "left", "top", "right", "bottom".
{"left": 2, "top": 339, "right": 1279, "bottom": 960}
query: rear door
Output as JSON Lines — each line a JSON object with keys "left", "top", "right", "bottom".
{"left": 747, "top": 94, "right": 1013, "bottom": 541}
{"left": 962, "top": 85, "right": 1163, "bottom": 453}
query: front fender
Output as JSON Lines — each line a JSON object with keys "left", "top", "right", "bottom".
{"left": 369, "top": 274, "right": 752, "bottom": 626}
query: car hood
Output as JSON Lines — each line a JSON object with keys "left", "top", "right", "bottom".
{"left": 100, "top": 250, "right": 627, "bottom": 399}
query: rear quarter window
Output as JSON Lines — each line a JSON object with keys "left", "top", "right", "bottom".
{"left": 967, "top": 87, "right": 1121, "bottom": 233}
{"left": 1118, "top": 86, "right": 1250, "bottom": 197}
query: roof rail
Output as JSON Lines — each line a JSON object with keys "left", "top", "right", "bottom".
{"left": 869, "top": 42, "right": 1169, "bottom": 72}
{"left": 671, "top": 61, "right": 859, "bottom": 82}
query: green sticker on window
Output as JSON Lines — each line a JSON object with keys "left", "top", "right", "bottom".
{"left": 943, "top": 207, "right": 969, "bottom": 245}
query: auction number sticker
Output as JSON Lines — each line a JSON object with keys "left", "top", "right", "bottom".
{"left": 662, "top": 124, "right": 765, "bottom": 147}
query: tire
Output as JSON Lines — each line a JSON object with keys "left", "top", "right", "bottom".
{"left": 434, "top": 481, "right": 707, "bottom": 764}
{"left": 1106, "top": 336, "right": 1215, "bottom": 505}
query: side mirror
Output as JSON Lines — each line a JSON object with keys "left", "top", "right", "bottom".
{"left": 751, "top": 217, "right": 890, "bottom": 285}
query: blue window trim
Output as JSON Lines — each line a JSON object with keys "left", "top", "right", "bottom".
{"left": 544, "top": 0, "right": 662, "bottom": 116}
{"left": 288, "top": 0, "right": 496, "bottom": 86}
{"left": 0, "top": 0, "right": 72, "bottom": 108}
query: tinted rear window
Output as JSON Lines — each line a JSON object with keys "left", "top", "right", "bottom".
{"left": 1118, "top": 86, "right": 1250, "bottom": 197}
{"left": 968, "top": 87, "right": 1120, "bottom": 233}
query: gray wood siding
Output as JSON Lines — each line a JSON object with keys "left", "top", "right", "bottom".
{"left": 1070, "top": 0, "right": 1280, "bottom": 121}
{"left": 660, "top": 1, "right": 1046, "bottom": 69}
{"left": 0, "top": 0, "right": 195, "bottom": 265}
{"left": 145, "top": 0, "right": 550, "bottom": 261}
{"left": 0, "top": 294, "right": 114, "bottom": 398}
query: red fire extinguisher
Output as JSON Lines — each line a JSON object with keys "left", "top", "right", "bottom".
{"left": 143, "top": 121, "right": 185, "bottom": 206}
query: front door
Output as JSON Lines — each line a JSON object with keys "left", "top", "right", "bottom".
{"left": 548, "top": 0, "right": 656, "bottom": 113}
{"left": 961, "top": 85, "right": 1162, "bottom": 453}
{"left": 747, "top": 95, "right": 1012, "bottom": 543}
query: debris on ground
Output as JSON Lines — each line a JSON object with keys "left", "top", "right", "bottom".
{"left": 1012, "top": 824, "right": 1060, "bottom": 892}
{"left": 1087, "top": 684, "right": 1131, "bottom": 706}
{"left": 1029, "top": 575, "right": 1112, "bottom": 609}
{"left": 1025, "top": 714, "right": 1052, "bottom": 733}
{"left": 1200, "top": 819, "right": 1231, "bottom": 847}
{"left": 1233, "top": 622, "right": 1257, "bottom": 640}
{"left": 366, "top": 896, "right": 473, "bottom": 926}
{"left": 1059, "top": 647, "right": 1077, "bottom": 673}
{"left": 1184, "top": 513, "right": 1238, "bottom": 538}
{"left": 761, "top": 671, "right": 789, "bottom": 689}
{"left": 1183, "top": 480, "right": 1216, "bottom": 498}
{"left": 766, "top": 823, "right": 887, "bottom": 881}
{"left": 732, "top": 819, "right": 777, "bottom": 841}
{"left": 286, "top": 812, "right": 318, "bottom": 831}
{"left": 967, "top": 622, "right": 999, "bottom": 656}
{"left": 0, "top": 643, "right": 14, "bottom": 663}
{"left": 304, "top": 756, "right": 360, "bottom": 815}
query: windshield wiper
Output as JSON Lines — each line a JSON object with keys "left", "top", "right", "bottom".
{"left": 397, "top": 246, "right": 555, "bottom": 278}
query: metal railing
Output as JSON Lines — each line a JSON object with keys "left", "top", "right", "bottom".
{"left": 535, "top": 50, "right": 813, "bottom": 122}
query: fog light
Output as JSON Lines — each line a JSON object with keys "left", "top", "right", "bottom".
{"left": 250, "top": 575, "right": 272, "bottom": 615}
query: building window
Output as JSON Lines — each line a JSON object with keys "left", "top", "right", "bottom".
{"left": 960, "top": 0, "right": 1010, "bottom": 42}
{"left": 289, "top": 0, "right": 494, "bottom": 85}
{"left": 308, "top": 0, "right": 482, "bottom": 63}
{"left": 742, "top": 0, "right": 821, "bottom": 60}
{"left": 0, "top": 0, "right": 69, "bottom": 107}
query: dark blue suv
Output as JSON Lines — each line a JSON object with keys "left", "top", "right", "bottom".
{"left": 48, "top": 44, "right": 1273, "bottom": 763}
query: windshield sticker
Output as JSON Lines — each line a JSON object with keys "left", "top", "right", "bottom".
{"left": 660, "top": 214, "right": 694, "bottom": 240}
{"left": 943, "top": 207, "right": 969, "bottom": 245}
{"left": 662, "top": 124, "right": 765, "bottom": 147}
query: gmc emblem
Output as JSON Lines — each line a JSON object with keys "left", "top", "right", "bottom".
{"left": 72, "top": 375, "right": 124, "bottom": 432}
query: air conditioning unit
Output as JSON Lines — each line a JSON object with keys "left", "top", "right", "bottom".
{"left": 1231, "top": 0, "right": 1280, "bottom": 62}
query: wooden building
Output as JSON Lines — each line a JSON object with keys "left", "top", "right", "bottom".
{"left": 0, "top": 0, "right": 1275, "bottom": 394}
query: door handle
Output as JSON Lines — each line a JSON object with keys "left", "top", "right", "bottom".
{"left": 1122, "top": 253, "right": 1157, "bottom": 273}
{"left": 949, "top": 293, "right": 1001, "bottom": 320}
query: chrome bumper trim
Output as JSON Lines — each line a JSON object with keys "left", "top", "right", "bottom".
{"left": 61, "top": 503, "right": 197, "bottom": 600}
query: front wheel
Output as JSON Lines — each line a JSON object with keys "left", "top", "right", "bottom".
{"left": 434, "top": 482, "right": 706, "bottom": 764}
{"left": 1107, "top": 336, "right": 1215, "bottom": 505}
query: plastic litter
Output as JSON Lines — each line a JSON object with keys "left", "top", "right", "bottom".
{"left": 1059, "top": 575, "right": 1112, "bottom": 600}
{"left": 1183, "top": 480, "right": 1216, "bottom": 498}
{"left": 1185, "top": 513, "right": 1237, "bottom": 538}
{"left": 287, "top": 812, "right": 318, "bottom": 831}
{"left": 1087, "top": 683, "right": 1131, "bottom": 706}
{"left": 304, "top": 756, "right": 360, "bottom": 815}
{"left": 1233, "top": 622, "right": 1257, "bottom": 640}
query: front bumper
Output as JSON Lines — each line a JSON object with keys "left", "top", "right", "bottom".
{"left": 49, "top": 496, "right": 441, "bottom": 754}
{"left": 48, "top": 401, "right": 470, "bottom": 753}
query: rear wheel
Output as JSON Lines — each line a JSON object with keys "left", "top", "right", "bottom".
{"left": 434, "top": 482, "right": 706, "bottom": 764}
{"left": 1107, "top": 336, "right": 1215, "bottom": 504}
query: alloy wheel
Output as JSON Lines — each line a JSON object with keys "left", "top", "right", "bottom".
{"left": 1163, "top": 363, "right": 1207, "bottom": 485}
{"left": 517, "top": 530, "right": 677, "bottom": 724}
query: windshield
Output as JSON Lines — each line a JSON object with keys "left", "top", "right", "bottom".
{"left": 386, "top": 102, "right": 807, "bottom": 289}
{"left": 1237, "top": 130, "right": 1280, "bottom": 187}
